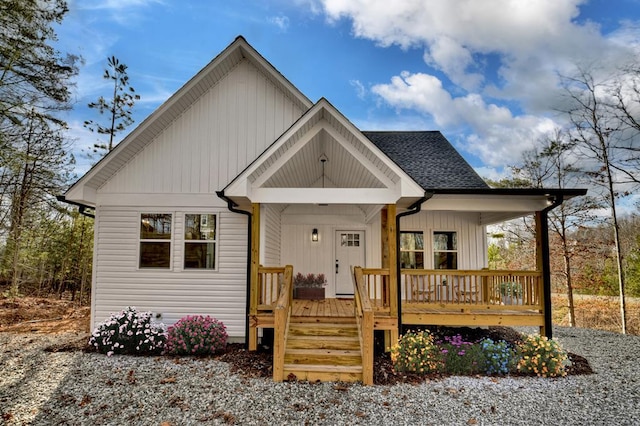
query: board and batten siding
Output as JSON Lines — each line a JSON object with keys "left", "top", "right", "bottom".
{"left": 91, "top": 206, "right": 248, "bottom": 338}
{"left": 280, "top": 205, "right": 377, "bottom": 297}
{"left": 399, "top": 211, "right": 487, "bottom": 269}
{"left": 261, "top": 205, "right": 282, "bottom": 266}
{"left": 99, "top": 59, "right": 306, "bottom": 195}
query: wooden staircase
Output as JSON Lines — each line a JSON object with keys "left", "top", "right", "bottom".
{"left": 283, "top": 317, "right": 363, "bottom": 382}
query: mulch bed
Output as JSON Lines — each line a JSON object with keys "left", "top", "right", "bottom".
{"left": 45, "top": 326, "right": 593, "bottom": 385}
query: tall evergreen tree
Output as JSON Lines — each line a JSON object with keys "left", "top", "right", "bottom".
{"left": 84, "top": 56, "right": 139, "bottom": 155}
{"left": 0, "top": 0, "right": 79, "bottom": 295}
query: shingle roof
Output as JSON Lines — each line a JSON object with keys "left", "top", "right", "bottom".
{"left": 363, "top": 131, "right": 489, "bottom": 190}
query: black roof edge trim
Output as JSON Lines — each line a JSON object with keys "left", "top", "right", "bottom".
{"left": 423, "top": 188, "right": 588, "bottom": 196}
{"left": 55, "top": 195, "right": 95, "bottom": 218}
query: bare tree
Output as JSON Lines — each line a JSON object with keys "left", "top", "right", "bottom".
{"left": 560, "top": 67, "right": 637, "bottom": 334}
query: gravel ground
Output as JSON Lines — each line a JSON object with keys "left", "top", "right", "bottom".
{"left": 1, "top": 327, "right": 639, "bottom": 426}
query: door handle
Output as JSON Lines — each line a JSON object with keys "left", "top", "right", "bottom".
{"left": 336, "top": 260, "right": 339, "bottom": 274}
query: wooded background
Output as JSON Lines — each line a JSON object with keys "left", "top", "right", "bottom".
{"left": 1, "top": 2, "right": 639, "bottom": 332}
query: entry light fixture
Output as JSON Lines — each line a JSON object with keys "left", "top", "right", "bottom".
{"left": 311, "top": 228, "right": 319, "bottom": 242}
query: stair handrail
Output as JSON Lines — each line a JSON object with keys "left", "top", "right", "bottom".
{"left": 353, "top": 266, "right": 374, "bottom": 385}
{"left": 273, "top": 264, "right": 293, "bottom": 382}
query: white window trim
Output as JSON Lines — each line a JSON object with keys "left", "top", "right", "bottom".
{"left": 138, "top": 212, "right": 174, "bottom": 271}
{"left": 432, "top": 230, "right": 458, "bottom": 270}
{"left": 399, "top": 230, "right": 425, "bottom": 269}
{"left": 183, "top": 212, "right": 219, "bottom": 272}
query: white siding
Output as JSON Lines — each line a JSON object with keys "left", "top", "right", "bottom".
{"left": 281, "top": 205, "right": 370, "bottom": 297}
{"left": 91, "top": 206, "right": 248, "bottom": 338}
{"left": 100, "top": 59, "right": 305, "bottom": 194}
{"left": 399, "top": 211, "right": 487, "bottom": 269}
{"left": 261, "top": 204, "right": 281, "bottom": 266}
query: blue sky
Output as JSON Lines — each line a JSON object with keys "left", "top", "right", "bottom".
{"left": 55, "top": 0, "right": 640, "bottom": 180}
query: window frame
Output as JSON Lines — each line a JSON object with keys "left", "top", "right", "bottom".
{"left": 183, "top": 213, "right": 218, "bottom": 271}
{"left": 432, "top": 230, "right": 458, "bottom": 270}
{"left": 399, "top": 230, "right": 425, "bottom": 269}
{"left": 138, "top": 212, "right": 173, "bottom": 270}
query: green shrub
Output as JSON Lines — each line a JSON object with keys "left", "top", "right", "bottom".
{"left": 89, "top": 306, "right": 167, "bottom": 356}
{"left": 165, "top": 315, "right": 228, "bottom": 356}
{"left": 516, "top": 334, "right": 567, "bottom": 377}
{"left": 390, "top": 330, "right": 441, "bottom": 374}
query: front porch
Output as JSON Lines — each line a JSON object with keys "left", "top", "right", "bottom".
{"left": 254, "top": 265, "right": 545, "bottom": 385}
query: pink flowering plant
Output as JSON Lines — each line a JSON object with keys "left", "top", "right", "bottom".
{"left": 437, "top": 334, "right": 485, "bottom": 375}
{"left": 165, "top": 315, "right": 228, "bottom": 356}
{"left": 89, "top": 306, "right": 167, "bottom": 356}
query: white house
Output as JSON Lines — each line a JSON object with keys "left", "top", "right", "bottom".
{"left": 62, "top": 37, "right": 585, "bottom": 384}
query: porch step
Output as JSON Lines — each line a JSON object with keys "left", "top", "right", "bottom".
{"left": 282, "top": 364, "right": 363, "bottom": 382}
{"left": 283, "top": 320, "right": 363, "bottom": 383}
{"left": 286, "top": 335, "right": 361, "bottom": 350}
{"left": 284, "top": 348, "right": 362, "bottom": 366}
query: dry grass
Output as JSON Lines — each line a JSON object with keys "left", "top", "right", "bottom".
{"left": 0, "top": 296, "right": 90, "bottom": 333}
{"left": 1, "top": 294, "right": 637, "bottom": 337}
{"left": 552, "top": 294, "right": 640, "bottom": 335}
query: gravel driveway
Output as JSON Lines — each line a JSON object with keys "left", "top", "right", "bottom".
{"left": 1, "top": 327, "right": 639, "bottom": 425}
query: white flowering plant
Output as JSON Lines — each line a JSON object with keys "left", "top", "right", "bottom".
{"left": 89, "top": 306, "right": 167, "bottom": 356}
{"left": 165, "top": 315, "right": 228, "bottom": 356}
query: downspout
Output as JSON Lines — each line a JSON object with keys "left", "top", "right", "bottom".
{"left": 540, "top": 194, "right": 563, "bottom": 339}
{"left": 395, "top": 192, "right": 434, "bottom": 336}
{"left": 56, "top": 195, "right": 95, "bottom": 219}
{"left": 216, "top": 190, "right": 252, "bottom": 348}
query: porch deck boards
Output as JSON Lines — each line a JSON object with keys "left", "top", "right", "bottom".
{"left": 288, "top": 298, "right": 542, "bottom": 327}
{"left": 292, "top": 298, "right": 355, "bottom": 317}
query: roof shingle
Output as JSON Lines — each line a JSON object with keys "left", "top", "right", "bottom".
{"left": 363, "top": 131, "right": 489, "bottom": 190}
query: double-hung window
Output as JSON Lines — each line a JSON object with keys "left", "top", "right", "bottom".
{"left": 184, "top": 214, "right": 216, "bottom": 269}
{"left": 139, "top": 213, "right": 172, "bottom": 268}
{"left": 433, "top": 231, "right": 457, "bottom": 269}
{"left": 400, "top": 231, "right": 424, "bottom": 269}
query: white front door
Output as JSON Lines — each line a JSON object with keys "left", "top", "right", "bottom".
{"left": 335, "top": 230, "right": 365, "bottom": 296}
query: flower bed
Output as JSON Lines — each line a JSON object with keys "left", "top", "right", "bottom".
{"left": 390, "top": 329, "right": 568, "bottom": 378}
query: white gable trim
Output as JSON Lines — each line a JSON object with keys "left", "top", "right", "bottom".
{"left": 65, "top": 36, "right": 313, "bottom": 206}
{"left": 223, "top": 98, "right": 424, "bottom": 204}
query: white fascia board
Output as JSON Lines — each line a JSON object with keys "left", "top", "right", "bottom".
{"left": 424, "top": 194, "right": 548, "bottom": 212}
{"left": 223, "top": 176, "right": 249, "bottom": 198}
{"left": 248, "top": 187, "right": 401, "bottom": 204}
{"left": 65, "top": 185, "right": 97, "bottom": 206}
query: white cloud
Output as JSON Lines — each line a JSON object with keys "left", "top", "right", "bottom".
{"left": 269, "top": 15, "right": 291, "bottom": 32}
{"left": 314, "top": 0, "right": 638, "bottom": 167}
{"left": 71, "top": 0, "right": 166, "bottom": 26}
{"left": 349, "top": 79, "right": 366, "bottom": 100}
{"left": 372, "top": 71, "right": 557, "bottom": 166}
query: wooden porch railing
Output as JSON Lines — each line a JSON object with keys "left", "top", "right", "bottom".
{"left": 359, "top": 268, "right": 392, "bottom": 314}
{"left": 272, "top": 265, "right": 293, "bottom": 382}
{"left": 353, "top": 267, "right": 374, "bottom": 385}
{"left": 401, "top": 269, "right": 543, "bottom": 310}
{"left": 257, "top": 266, "right": 291, "bottom": 312}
